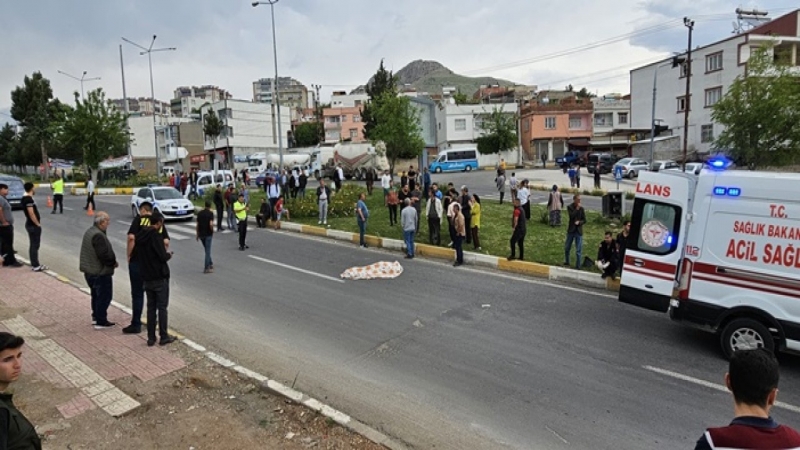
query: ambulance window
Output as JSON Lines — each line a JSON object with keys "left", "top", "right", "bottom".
{"left": 631, "top": 200, "right": 681, "bottom": 255}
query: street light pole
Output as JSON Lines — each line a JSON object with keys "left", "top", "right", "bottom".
{"left": 57, "top": 70, "right": 101, "bottom": 101}
{"left": 253, "top": 0, "right": 284, "bottom": 169}
{"left": 122, "top": 35, "right": 176, "bottom": 177}
{"left": 648, "top": 61, "right": 673, "bottom": 166}
{"left": 682, "top": 17, "right": 695, "bottom": 172}
{"left": 119, "top": 45, "right": 132, "bottom": 166}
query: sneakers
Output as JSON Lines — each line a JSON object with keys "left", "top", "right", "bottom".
{"left": 32, "top": 265, "right": 48, "bottom": 272}
{"left": 323, "top": 221, "right": 327, "bottom": 225}
{"left": 318, "top": 221, "right": 322, "bottom": 225}
{"left": 94, "top": 321, "right": 116, "bottom": 330}
{"left": 122, "top": 324, "right": 141, "bottom": 334}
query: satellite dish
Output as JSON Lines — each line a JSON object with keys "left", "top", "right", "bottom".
{"left": 542, "top": 97, "right": 550, "bottom": 105}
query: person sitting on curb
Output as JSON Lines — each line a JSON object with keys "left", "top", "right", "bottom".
{"left": 596, "top": 231, "right": 618, "bottom": 280}
{"left": 256, "top": 198, "right": 270, "bottom": 229}
{"left": 695, "top": 349, "right": 800, "bottom": 450}
{"left": 274, "top": 195, "right": 290, "bottom": 230}
{"left": 0, "top": 332, "right": 42, "bottom": 450}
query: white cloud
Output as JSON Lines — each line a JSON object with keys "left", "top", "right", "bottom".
{"left": 0, "top": 0, "right": 796, "bottom": 114}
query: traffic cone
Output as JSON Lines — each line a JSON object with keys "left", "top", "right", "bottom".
{"left": 46, "top": 196, "right": 53, "bottom": 208}
{"left": 86, "top": 203, "right": 94, "bottom": 217}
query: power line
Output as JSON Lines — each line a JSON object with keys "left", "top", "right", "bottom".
{"left": 535, "top": 56, "right": 670, "bottom": 89}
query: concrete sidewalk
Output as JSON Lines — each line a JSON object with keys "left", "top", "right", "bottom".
{"left": 0, "top": 267, "right": 186, "bottom": 419}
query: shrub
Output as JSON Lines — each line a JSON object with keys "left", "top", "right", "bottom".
{"left": 625, "top": 192, "right": 636, "bottom": 200}
{"left": 539, "top": 210, "right": 550, "bottom": 225}
{"left": 284, "top": 183, "right": 363, "bottom": 219}
{"left": 591, "top": 189, "right": 605, "bottom": 197}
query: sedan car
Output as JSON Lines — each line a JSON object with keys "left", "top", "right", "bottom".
{"left": 255, "top": 170, "right": 278, "bottom": 189}
{"left": 650, "top": 160, "right": 681, "bottom": 172}
{"left": 613, "top": 158, "right": 650, "bottom": 179}
{"left": 131, "top": 186, "right": 194, "bottom": 221}
{"left": 684, "top": 162, "right": 704, "bottom": 175}
{"left": 0, "top": 175, "right": 26, "bottom": 210}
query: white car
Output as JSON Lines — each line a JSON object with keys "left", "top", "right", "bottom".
{"left": 131, "top": 186, "right": 195, "bottom": 221}
{"left": 684, "top": 162, "right": 704, "bottom": 175}
{"left": 650, "top": 160, "right": 681, "bottom": 172}
{"left": 613, "top": 158, "right": 650, "bottom": 179}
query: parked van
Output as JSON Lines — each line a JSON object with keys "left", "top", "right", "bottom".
{"left": 618, "top": 158, "right": 800, "bottom": 358}
{"left": 586, "top": 153, "right": 619, "bottom": 174}
{"left": 429, "top": 148, "right": 479, "bottom": 173}
{"left": 0, "top": 175, "right": 25, "bottom": 210}
{"left": 188, "top": 170, "right": 235, "bottom": 199}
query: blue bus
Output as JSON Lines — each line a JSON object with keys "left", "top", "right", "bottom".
{"left": 429, "top": 148, "right": 479, "bottom": 173}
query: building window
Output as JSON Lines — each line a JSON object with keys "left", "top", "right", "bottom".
{"left": 701, "top": 124, "right": 714, "bottom": 143}
{"left": 349, "top": 129, "right": 358, "bottom": 139}
{"left": 353, "top": 115, "right": 361, "bottom": 122}
{"left": 594, "top": 113, "right": 613, "bottom": 127}
{"left": 706, "top": 52, "right": 723, "bottom": 73}
{"left": 569, "top": 115, "right": 582, "bottom": 129}
{"left": 523, "top": 118, "right": 530, "bottom": 132}
{"left": 618, "top": 112, "right": 629, "bottom": 124}
{"left": 326, "top": 116, "right": 340, "bottom": 124}
{"left": 454, "top": 118, "right": 467, "bottom": 131}
{"left": 705, "top": 87, "right": 722, "bottom": 107}
{"left": 354, "top": 100, "right": 362, "bottom": 107}
{"left": 221, "top": 126, "right": 234, "bottom": 138}
{"left": 679, "top": 61, "right": 689, "bottom": 78}
{"left": 677, "top": 96, "right": 689, "bottom": 112}
{"left": 544, "top": 116, "right": 556, "bottom": 129}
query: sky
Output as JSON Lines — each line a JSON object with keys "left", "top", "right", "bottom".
{"left": 1, "top": 0, "right": 797, "bottom": 126}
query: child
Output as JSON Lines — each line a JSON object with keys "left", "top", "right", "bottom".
{"left": 274, "top": 195, "right": 290, "bottom": 230}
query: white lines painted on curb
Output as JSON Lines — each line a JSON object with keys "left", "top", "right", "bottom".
{"left": 181, "top": 339, "right": 207, "bottom": 353}
{"left": 643, "top": 365, "right": 800, "bottom": 414}
{"left": 248, "top": 255, "right": 345, "bottom": 284}
{"left": 205, "top": 352, "right": 236, "bottom": 368}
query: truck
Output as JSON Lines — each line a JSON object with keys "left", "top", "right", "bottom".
{"left": 555, "top": 150, "right": 585, "bottom": 171}
{"left": 322, "top": 142, "right": 389, "bottom": 181}
{"left": 618, "top": 157, "right": 800, "bottom": 359}
{"left": 246, "top": 147, "right": 335, "bottom": 179}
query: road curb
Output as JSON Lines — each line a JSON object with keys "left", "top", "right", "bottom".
{"left": 35, "top": 182, "right": 85, "bottom": 188}
{"left": 70, "top": 187, "right": 136, "bottom": 196}
{"left": 25, "top": 259, "right": 408, "bottom": 450}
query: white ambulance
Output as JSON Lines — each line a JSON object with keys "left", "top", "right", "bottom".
{"left": 618, "top": 159, "right": 800, "bottom": 359}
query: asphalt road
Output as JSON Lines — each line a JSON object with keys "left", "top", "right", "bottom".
{"left": 9, "top": 190, "right": 800, "bottom": 449}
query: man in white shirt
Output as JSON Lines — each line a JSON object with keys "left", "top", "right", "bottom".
{"left": 266, "top": 178, "right": 281, "bottom": 222}
{"left": 380, "top": 170, "right": 392, "bottom": 198}
{"left": 84, "top": 179, "right": 96, "bottom": 211}
{"left": 517, "top": 179, "right": 531, "bottom": 220}
{"left": 335, "top": 165, "right": 345, "bottom": 191}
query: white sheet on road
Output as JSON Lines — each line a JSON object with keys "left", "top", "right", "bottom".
{"left": 340, "top": 261, "right": 403, "bottom": 280}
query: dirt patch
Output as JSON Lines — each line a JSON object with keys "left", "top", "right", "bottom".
{"left": 23, "top": 342, "right": 388, "bottom": 450}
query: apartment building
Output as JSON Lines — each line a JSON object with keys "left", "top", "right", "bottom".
{"left": 252, "top": 77, "right": 309, "bottom": 121}
{"left": 323, "top": 107, "right": 364, "bottom": 143}
{"left": 434, "top": 102, "right": 518, "bottom": 151}
{"left": 111, "top": 97, "right": 170, "bottom": 116}
{"left": 519, "top": 92, "right": 593, "bottom": 161}
{"left": 590, "top": 95, "right": 633, "bottom": 154}
{"left": 170, "top": 85, "right": 231, "bottom": 117}
{"left": 630, "top": 9, "right": 800, "bottom": 157}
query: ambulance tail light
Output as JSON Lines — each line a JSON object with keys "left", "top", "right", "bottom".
{"left": 678, "top": 258, "right": 693, "bottom": 300}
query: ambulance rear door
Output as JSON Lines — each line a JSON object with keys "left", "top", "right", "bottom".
{"left": 619, "top": 171, "right": 696, "bottom": 312}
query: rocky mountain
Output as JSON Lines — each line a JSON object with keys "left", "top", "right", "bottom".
{"left": 350, "top": 60, "right": 518, "bottom": 98}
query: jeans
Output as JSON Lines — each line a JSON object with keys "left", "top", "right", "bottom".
{"left": 269, "top": 198, "right": 279, "bottom": 222}
{"left": 128, "top": 261, "right": 144, "bottom": 327}
{"left": 318, "top": 199, "right": 328, "bottom": 223}
{"left": 565, "top": 232, "right": 583, "bottom": 269}
{"left": 388, "top": 205, "right": 398, "bottom": 225}
{"left": 0, "top": 225, "right": 17, "bottom": 265}
{"left": 85, "top": 274, "right": 113, "bottom": 323}
{"left": 428, "top": 217, "right": 440, "bottom": 245}
{"left": 200, "top": 236, "right": 213, "bottom": 269}
{"left": 510, "top": 229, "right": 526, "bottom": 260}
{"left": 144, "top": 278, "right": 170, "bottom": 341}
{"left": 215, "top": 205, "right": 224, "bottom": 230}
{"left": 226, "top": 206, "right": 236, "bottom": 230}
{"left": 403, "top": 230, "right": 415, "bottom": 256}
{"left": 52, "top": 194, "right": 63, "bottom": 213}
{"left": 358, "top": 220, "right": 366, "bottom": 246}
{"left": 25, "top": 225, "right": 41, "bottom": 267}
{"left": 238, "top": 218, "right": 248, "bottom": 248}
{"left": 454, "top": 236, "right": 464, "bottom": 264}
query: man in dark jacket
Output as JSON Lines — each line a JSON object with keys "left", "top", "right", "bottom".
{"left": 135, "top": 212, "right": 176, "bottom": 347}
{"left": 565, "top": 194, "right": 587, "bottom": 269}
{"left": 0, "top": 332, "right": 42, "bottom": 450}
{"left": 79, "top": 212, "right": 118, "bottom": 329}
{"left": 212, "top": 184, "right": 225, "bottom": 232}
{"left": 597, "top": 231, "right": 619, "bottom": 279}
{"left": 459, "top": 186, "right": 472, "bottom": 245}
{"left": 299, "top": 170, "right": 308, "bottom": 199}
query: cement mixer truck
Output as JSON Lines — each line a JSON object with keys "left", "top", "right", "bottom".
{"left": 321, "top": 142, "right": 389, "bottom": 180}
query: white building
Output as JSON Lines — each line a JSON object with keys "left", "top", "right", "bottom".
{"left": 200, "top": 99, "right": 291, "bottom": 168}
{"left": 330, "top": 92, "right": 368, "bottom": 108}
{"left": 590, "top": 95, "right": 632, "bottom": 152}
{"left": 127, "top": 115, "right": 195, "bottom": 172}
{"left": 434, "top": 102, "right": 517, "bottom": 150}
{"left": 630, "top": 9, "right": 800, "bottom": 157}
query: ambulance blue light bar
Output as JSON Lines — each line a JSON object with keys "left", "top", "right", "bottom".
{"left": 713, "top": 186, "right": 742, "bottom": 197}
{"left": 706, "top": 156, "right": 733, "bottom": 171}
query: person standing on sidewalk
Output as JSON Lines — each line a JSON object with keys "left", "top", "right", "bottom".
{"left": 547, "top": 185, "right": 564, "bottom": 227}
{"left": 401, "top": 198, "right": 417, "bottom": 259}
{"left": 84, "top": 178, "right": 95, "bottom": 211}
{"left": 425, "top": 188, "right": 442, "bottom": 246}
{"left": 124, "top": 201, "right": 170, "bottom": 335}
{"left": 380, "top": 170, "right": 392, "bottom": 198}
{"left": 189, "top": 168, "right": 199, "bottom": 198}
{"left": 79, "top": 212, "right": 118, "bottom": 329}
{"left": 459, "top": 186, "right": 472, "bottom": 245}
{"left": 422, "top": 168, "right": 431, "bottom": 201}
{"left": 299, "top": 169, "right": 308, "bottom": 199}
{"left": 50, "top": 174, "right": 64, "bottom": 214}
{"left": 135, "top": 212, "right": 176, "bottom": 347}
{"left": 495, "top": 172, "right": 506, "bottom": 204}
{"left": 213, "top": 184, "right": 224, "bottom": 232}
{"left": 0, "top": 184, "right": 21, "bottom": 268}
{"left": 233, "top": 193, "right": 249, "bottom": 251}
{"left": 21, "top": 182, "right": 46, "bottom": 272}
{"left": 594, "top": 162, "right": 602, "bottom": 189}
{"left": 517, "top": 179, "right": 531, "bottom": 220}
{"left": 386, "top": 186, "right": 399, "bottom": 227}
{"left": 509, "top": 172, "right": 518, "bottom": 201}
{"left": 470, "top": 194, "right": 482, "bottom": 251}
{"left": 316, "top": 179, "right": 331, "bottom": 225}
{"left": 0, "top": 332, "right": 42, "bottom": 450}
{"left": 266, "top": 177, "right": 281, "bottom": 223}
{"left": 196, "top": 201, "right": 214, "bottom": 274}
{"left": 565, "top": 194, "right": 587, "bottom": 269}
{"left": 224, "top": 185, "right": 236, "bottom": 231}
{"left": 365, "top": 167, "right": 375, "bottom": 196}
{"left": 356, "top": 192, "right": 369, "bottom": 248}
{"left": 453, "top": 203, "right": 465, "bottom": 267}
{"left": 508, "top": 198, "right": 527, "bottom": 261}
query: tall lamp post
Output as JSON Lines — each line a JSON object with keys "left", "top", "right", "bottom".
{"left": 122, "top": 35, "right": 176, "bottom": 176}
{"left": 647, "top": 61, "right": 675, "bottom": 166}
{"left": 681, "top": 17, "right": 695, "bottom": 172}
{"left": 253, "top": 0, "right": 284, "bottom": 169}
{"left": 57, "top": 70, "right": 101, "bottom": 101}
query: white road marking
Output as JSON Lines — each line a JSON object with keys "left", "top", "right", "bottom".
{"left": 643, "top": 365, "right": 800, "bottom": 414}
{"left": 248, "top": 255, "right": 345, "bottom": 284}
{"left": 545, "top": 425, "right": 569, "bottom": 445}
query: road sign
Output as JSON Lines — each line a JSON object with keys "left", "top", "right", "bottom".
{"left": 614, "top": 166, "right": 623, "bottom": 190}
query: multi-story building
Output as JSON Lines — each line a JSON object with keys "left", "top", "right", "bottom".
{"left": 434, "top": 102, "right": 518, "bottom": 151}
{"left": 630, "top": 9, "right": 800, "bottom": 158}
{"left": 590, "top": 95, "right": 633, "bottom": 154}
{"left": 323, "top": 106, "right": 364, "bottom": 144}
{"left": 200, "top": 99, "right": 291, "bottom": 168}
{"left": 127, "top": 115, "right": 197, "bottom": 173}
{"left": 252, "top": 77, "right": 309, "bottom": 121}
{"left": 519, "top": 92, "right": 593, "bottom": 161}
{"left": 111, "top": 97, "right": 171, "bottom": 116}
{"left": 170, "top": 85, "right": 231, "bottom": 117}
{"left": 330, "top": 91, "right": 368, "bottom": 108}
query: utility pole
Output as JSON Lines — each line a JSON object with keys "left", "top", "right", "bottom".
{"left": 682, "top": 17, "right": 694, "bottom": 172}
{"left": 312, "top": 83, "right": 322, "bottom": 143}
{"left": 119, "top": 45, "right": 132, "bottom": 168}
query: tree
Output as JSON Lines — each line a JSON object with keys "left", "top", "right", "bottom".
{"left": 453, "top": 89, "right": 475, "bottom": 105}
{"left": 362, "top": 60, "right": 397, "bottom": 140}
{"left": 475, "top": 108, "right": 518, "bottom": 155}
{"left": 576, "top": 87, "right": 596, "bottom": 99}
{"left": 56, "top": 88, "right": 129, "bottom": 180}
{"left": 293, "top": 121, "right": 322, "bottom": 147}
{"left": 10, "top": 72, "right": 63, "bottom": 181}
{"left": 203, "top": 108, "right": 223, "bottom": 167}
{"left": 0, "top": 124, "right": 20, "bottom": 170}
{"left": 712, "top": 45, "right": 800, "bottom": 168}
{"left": 370, "top": 92, "right": 424, "bottom": 174}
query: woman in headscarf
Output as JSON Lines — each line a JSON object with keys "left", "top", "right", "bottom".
{"left": 547, "top": 184, "right": 564, "bottom": 227}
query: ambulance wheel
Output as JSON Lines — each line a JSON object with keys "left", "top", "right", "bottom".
{"left": 720, "top": 318, "right": 775, "bottom": 360}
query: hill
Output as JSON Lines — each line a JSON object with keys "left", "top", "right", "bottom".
{"left": 350, "top": 60, "right": 518, "bottom": 98}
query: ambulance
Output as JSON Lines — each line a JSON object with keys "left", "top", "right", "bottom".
{"left": 618, "top": 158, "right": 800, "bottom": 359}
